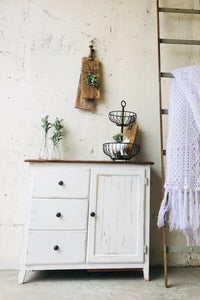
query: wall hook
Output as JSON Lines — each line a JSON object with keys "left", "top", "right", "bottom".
{"left": 88, "top": 38, "right": 96, "bottom": 60}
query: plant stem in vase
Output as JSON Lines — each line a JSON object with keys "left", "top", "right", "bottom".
{"left": 50, "top": 118, "right": 64, "bottom": 161}
{"left": 38, "top": 132, "right": 49, "bottom": 160}
{"left": 38, "top": 115, "right": 51, "bottom": 160}
{"left": 52, "top": 144, "right": 61, "bottom": 160}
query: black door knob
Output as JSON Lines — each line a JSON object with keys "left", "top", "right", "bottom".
{"left": 56, "top": 212, "right": 61, "bottom": 218}
{"left": 54, "top": 245, "right": 59, "bottom": 251}
{"left": 90, "top": 212, "right": 95, "bottom": 217}
{"left": 58, "top": 181, "right": 63, "bottom": 186}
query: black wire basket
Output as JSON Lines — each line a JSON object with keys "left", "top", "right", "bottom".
{"left": 103, "top": 100, "right": 140, "bottom": 161}
{"left": 103, "top": 142, "right": 140, "bottom": 161}
{"left": 109, "top": 110, "right": 137, "bottom": 127}
{"left": 108, "top": 100, "right": 137, "bottom": 127}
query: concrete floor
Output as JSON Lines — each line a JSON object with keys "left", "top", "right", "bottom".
{"left": 0, "top": 268, "right": 200, "bottom": 300}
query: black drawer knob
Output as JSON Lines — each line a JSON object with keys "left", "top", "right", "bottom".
{"left": 56, "top": 212, "right": 61, "bottom": 218}
{"left": 58, "top": 181, "right": 64, "bottom": 186}
{"left": 90, "top": 212, "right": 95, "bottom": 217}
{"left": 54, "top": 245, "right": 59, "bottom": 251}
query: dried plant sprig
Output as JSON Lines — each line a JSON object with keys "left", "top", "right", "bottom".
{"left": 84, "top": 73, "right": 98, "bottom": 87}
{"left": 41, "top": 115, "right": 51, "bottom": 134}
{"left": 51, "top": 118, "right": 64, "bottom": 146}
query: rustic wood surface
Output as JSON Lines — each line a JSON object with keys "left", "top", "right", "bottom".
{"left": 75, "top": 74, "right": 94, "bottom": 111}
{"left": 123, "top": 124, "right": 138, "bottom": 157}
{"left": 81, "top": 57, "right": 100, "bottom": 99}
{"left": 25, "top": 159, "right": 154, "bottom": 164}
{"left": 123, "top": 124, "right": 138, "bottom": 143}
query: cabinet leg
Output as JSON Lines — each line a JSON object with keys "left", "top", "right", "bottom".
{"left": 143, "top": 266, "right": 149, "bottom": 282}
{"left": 18, "top": 269, "right": 26, "bottom": 284}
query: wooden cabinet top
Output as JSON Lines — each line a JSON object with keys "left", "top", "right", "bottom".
{"left": 25, "top": 159, "right": 154, "bottom": 165}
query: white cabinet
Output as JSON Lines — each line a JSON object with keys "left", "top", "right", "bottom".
{"left": 18, "top": 161, "right": 152, "bottom": 284}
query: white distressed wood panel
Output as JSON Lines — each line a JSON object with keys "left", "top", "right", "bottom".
{"left": 87, "top": 168, "right": 145, "bottom": 263}
{"left": 32, "top": 166, "right": 90, "bottom": 198}
{"left": 26, "top": 231, "right": 86, "bottom": 265}
{"left": 30, "top": 199, "right": 88, "bottom": 230}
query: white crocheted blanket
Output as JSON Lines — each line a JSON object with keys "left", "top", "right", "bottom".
{"left": 157, "top": 66, "right": 200, "bottom": 245}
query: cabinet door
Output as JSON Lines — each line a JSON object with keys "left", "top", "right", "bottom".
{"left": 87, "top": 167, "right": 145, "bottom": 263}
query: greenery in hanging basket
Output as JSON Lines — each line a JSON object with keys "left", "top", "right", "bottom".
{"left": 41, "top": 115, "right": 51, "bottom": 134}
{"left": 84, "top": 72, "right": 98, "bottom": 87}
{"left": 51, "top": 118, "right": 64, "bottom": 146}
{"left": 113, "top": 133, "right": 123, "bottom": 143}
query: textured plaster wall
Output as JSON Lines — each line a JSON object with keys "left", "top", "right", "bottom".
{"left": 0, "top": 0, "right": 200, "bottom": 269}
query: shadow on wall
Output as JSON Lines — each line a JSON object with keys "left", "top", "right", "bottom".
{"left": 131, "top": 126, "right": 164, "bottom": 265}
{"left": 150, "top": 167, "right": 163, "bottom": 266}
{"left": 93, "top": 59, "right": 106, "bottom": 113}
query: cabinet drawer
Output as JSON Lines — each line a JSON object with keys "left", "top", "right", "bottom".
{"left": 30, "top": 199, "right": 88, "bottom": 230}
{"left": 26, "top": 231, "right": 86, "bottom": 265}
{"left": 32, "top": 167, "right": 90, "bottom": 198}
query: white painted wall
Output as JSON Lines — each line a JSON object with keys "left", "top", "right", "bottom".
{"left": 0, "top": 0, "right": 200, "bottom": 269}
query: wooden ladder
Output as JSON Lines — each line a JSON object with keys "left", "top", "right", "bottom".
{"left": 156, "top": 0, "right": 200, "bottom": 287}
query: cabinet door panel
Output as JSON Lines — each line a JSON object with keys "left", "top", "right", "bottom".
{"left": 87, "top": 168, "right": 145, "bottom": 263}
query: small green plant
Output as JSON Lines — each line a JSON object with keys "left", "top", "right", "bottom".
{"left": 113, "top": 133, "right": 123, "bottom": 143}
{"left": 41, "top": 115, "right": 51, "bottom": 135}
{"left": 51, "top": 118, "right": 64, "bottom": 146}
{"left": 84, "top": 73, "right": 98, "bottom": 87}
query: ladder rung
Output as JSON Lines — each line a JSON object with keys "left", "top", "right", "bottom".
{"left": 159, "top": 7, "right": 200, "bottom": 15}
{"left": 160, "top": 38, "right": 200, "bottom": 45}
{"left": 167, "top": 246, "right": 200, "bottom": 253}
{"left": 161, "top": 72, "right": 174, "bottom": 78}
{"left": 163, "top": 150, "right": 166, "bottom": 156}
{"left": 162, "top": 109, "right": 168, "bottom": 115}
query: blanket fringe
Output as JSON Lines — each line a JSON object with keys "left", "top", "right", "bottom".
{"left": 157, "top": 191, "right": 170, "bottom": 228}
{"left": 157, "top": 189, "right": 200, "bottom": 245}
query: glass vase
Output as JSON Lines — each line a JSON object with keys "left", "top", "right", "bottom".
{"left": 52, "top": 144, "right": 61, "bottom": 160}
{"left": 38, "top": 132, "right": 49, "bottom": 160}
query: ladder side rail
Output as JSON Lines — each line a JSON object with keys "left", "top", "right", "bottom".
{"left": 156, "top": 0, "right": 168, "bottom": 288}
